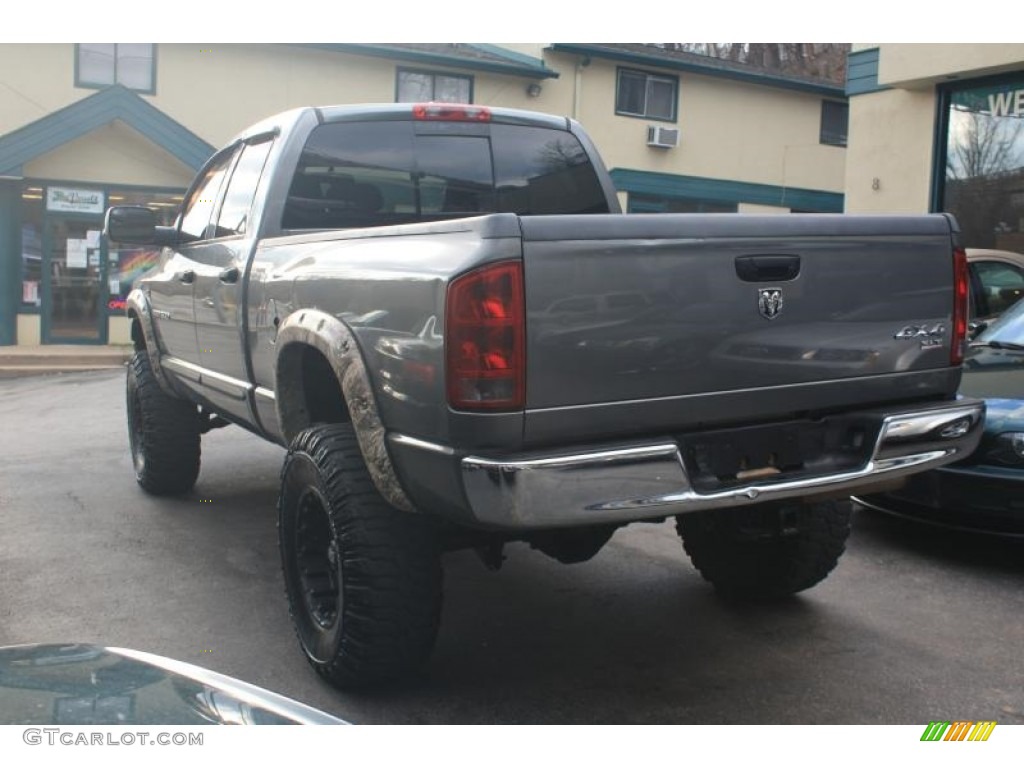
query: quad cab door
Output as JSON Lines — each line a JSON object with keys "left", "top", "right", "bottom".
{"left": 191, "top": 135, "right": 275, "bottom": 421}
{"left": 149, "top": 147, "right": 239, "bottom": 399}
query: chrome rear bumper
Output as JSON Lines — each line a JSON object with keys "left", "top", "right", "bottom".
{"left": 456, "top": 401, "right": 985, "bottom": 530}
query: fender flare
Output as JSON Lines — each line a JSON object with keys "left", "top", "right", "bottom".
{"left": 125, "top": 289, "right": 173, "bottom": 392}
{"left": 274, "top": 309, "right": 416, "bottom": 513}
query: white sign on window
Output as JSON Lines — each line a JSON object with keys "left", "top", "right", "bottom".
{"left": 46, "top": 187, "right": 105, "bottom": 214}
{"left": 66, "top": 238, "right": 88, "bottom": 269}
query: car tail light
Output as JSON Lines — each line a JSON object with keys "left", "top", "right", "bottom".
{"left": 951, "top": 247, "right": 969, "bottom": 365}
{"left": 413, "top": 103, "right": 491, "bottom": 122}
{"left": 446, "top": 260, "right": 525, "bottom": 410}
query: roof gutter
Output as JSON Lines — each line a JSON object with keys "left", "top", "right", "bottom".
{"left": 298, "top": 44, "right": 560, "bottom": 80}
{"left": 549, "top": 44, "right": 845, "bottom": 99}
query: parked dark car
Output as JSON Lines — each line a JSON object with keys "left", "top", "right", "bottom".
{"left": 856, "top": 296, "right": 1024, "bottom": 536}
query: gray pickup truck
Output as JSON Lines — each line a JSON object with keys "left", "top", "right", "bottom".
{"left": 106, "top": 103, "right": 984, "bottom": 689}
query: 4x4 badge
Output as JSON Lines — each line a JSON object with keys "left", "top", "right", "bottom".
{"left": 758, "top": 288, "right": 783, "bottom": 320}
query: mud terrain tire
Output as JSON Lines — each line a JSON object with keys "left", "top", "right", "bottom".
{"left": 676, "top": 500, "right": 852, "bottom": 601}
{"left": 126, "top": 350, "right": 201, "bottom": 495}
{"left": 278, "top": 423, "right": 442, "bottom": 689}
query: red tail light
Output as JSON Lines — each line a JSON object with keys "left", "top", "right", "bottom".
{"left": 951, "top": 246, "right": 969, "bottom": 365}
{"left": 413, "top": 103, "right": 491, "bottom": 122}
{"left": 446, "top": 261, "right": 525, "bottom": 410}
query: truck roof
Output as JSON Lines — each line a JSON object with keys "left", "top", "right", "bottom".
{"left": 231, "top": 103, "right": 570, "bottom": 145}
{"left": 317, "top": 103, "right": 569, "bottom": 130}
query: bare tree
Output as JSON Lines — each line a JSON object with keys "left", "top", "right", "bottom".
{"left": 947, "top": 108, "right": 1024, "bottom": 181}
{"left": 658, "top": 43, "right": 849, "bottom": 83}
{"left": 945, "top": 107, "right": 1024, "bottom": 247}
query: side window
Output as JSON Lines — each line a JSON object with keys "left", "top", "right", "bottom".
{"left": 820, "top": 101, "right": 849, "bottom": 147}
{"left": 214, "top": 139, "right": 275, "bottom": 238}
{"left": 284, "top": 120, "right": 611, "bottom": 229}
{"left": 974, "top": 260, "right": 1024, "bottom": 317}
{"left": 396, "top": 69, "right": 472, "bottom": 103}
{"left": 76, "top": 44, "right": 156, "bottom": 93}
{"left": 179, "top": 150, "right": 237, "bottom": 242}
{"left": 615, "top": 68, "right": 677, "bottom": 122}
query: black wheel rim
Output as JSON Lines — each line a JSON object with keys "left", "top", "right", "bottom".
{"left": 294, "top": 489, "right": 341, "bottom": 631}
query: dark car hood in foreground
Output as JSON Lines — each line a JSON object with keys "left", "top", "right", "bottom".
{"left": 0, "top": 644, "right": 346, "bottom": 725}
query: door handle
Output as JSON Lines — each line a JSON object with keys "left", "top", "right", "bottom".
{"left": 219, "top": 266, "right": 240, "bottom": 284}
{"left": 178, "top": 270, "right": 195, "bottom": 285}
{"left": 735, "top": 254, "right": 801, "bottom": 282}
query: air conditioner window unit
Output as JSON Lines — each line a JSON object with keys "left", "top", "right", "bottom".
{"left": 647, "top": 125, "right": 679, "bottom": 148}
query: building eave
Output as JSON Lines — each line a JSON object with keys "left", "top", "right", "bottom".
{"left": 550, "top": 44, "right": 845, "bottom": 99}
{"left": 294, "top": 44, "right": 560, "bottom": 80}
{"left": 0, "top": 85, "right": 215, "bottom": 176}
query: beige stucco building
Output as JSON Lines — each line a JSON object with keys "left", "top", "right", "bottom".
{"left": 0, "top": 43, "right": 848, "bottom": 346}
{"left": 846, "top": 44, "right": 1024, "bottom": 224}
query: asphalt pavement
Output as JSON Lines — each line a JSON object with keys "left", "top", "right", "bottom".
{"left": 1, "top": 369, "right": 1022, "bottom": 724}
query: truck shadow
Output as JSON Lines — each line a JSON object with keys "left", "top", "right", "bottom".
{"left": 852, "top": 504, "right": 1024, "bottom": 573}
{"left": 308, "top": 515, "right": 1022, "bottom": 724}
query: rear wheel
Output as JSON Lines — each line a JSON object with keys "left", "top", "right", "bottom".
{"left": 676, "top": 499, "right": 852, "bottom": 601}
{"left": 278, "top": 423, "right": 442, "bottom": 689}
{"left": 126, "top": 350, "right": 201, "bottom": 495}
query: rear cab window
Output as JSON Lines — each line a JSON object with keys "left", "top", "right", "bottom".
{"left": 281, "top": 120, "right": 610, "bottom": 231}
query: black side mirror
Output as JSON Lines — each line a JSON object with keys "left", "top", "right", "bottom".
{"left": 104, "top": 206, "right": 177, "bottom": 245}
{"left": 967, "top": 320, "right": 988, "bottom": 340}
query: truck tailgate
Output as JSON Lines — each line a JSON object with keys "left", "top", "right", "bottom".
{"left": 520, "top": 213, "right": 962, "bottom": 443}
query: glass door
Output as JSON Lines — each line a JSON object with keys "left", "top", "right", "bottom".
{"left": 43, "top": 216, "right": 107, "bottom": 343}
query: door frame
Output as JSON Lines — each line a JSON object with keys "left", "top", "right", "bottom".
{"left": 41, "top": 208, "right": 108, "bottom": 345}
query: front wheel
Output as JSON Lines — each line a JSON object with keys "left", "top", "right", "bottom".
{"left": 676, "top": 499, "right": 852, "bottom": 601}
{"left": 126, "top": 350, "right": 201, "bottom": 495}
{"left": 278, "top": 423, "right": 442, "bottom": 689}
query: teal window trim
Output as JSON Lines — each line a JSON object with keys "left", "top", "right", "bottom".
{"left": 615, "top": 67, "right": 679, "bottom": 123}
{"left": 931, "top": 86, "right": 952, "bottom": 214}
{"left": 628, "top": 199, "right": 667, "bottom": 213}
{"left": 37, "top": 210, "right": 108, "bottom": 344}
{"left": 394, "top": 67, "right": 474, "bottom": 103}
{"left": 610, "top": 168, "right": 844, "bottom": 213}
{"left": 75, "top": 44, "right": 157, "bottom": 95}
{"left": 846, "top": 48, "right": 889, "bottom": 97}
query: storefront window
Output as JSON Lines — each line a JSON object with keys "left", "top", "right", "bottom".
{"left": 20, "top": 187, "right": 44, "bottom": 309}
{"left": 104, "top": 188, "right": 181, "bottom": 313}
{"left": 942, "top": 78, "right": 1024, "bottom": 250}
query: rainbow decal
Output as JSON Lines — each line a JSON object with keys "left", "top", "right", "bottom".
{"left": 113, "top": 248, "right": 160, "bottom": 286}
{"left": 920, "top": 721, "right": 997, "bottom": 742}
